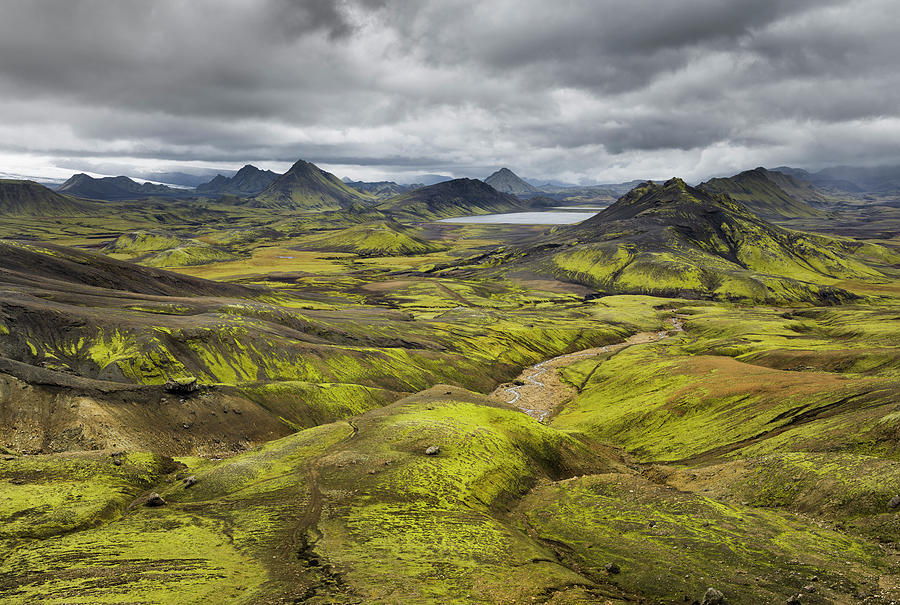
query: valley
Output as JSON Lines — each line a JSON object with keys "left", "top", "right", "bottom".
{"left": 0, "top": 161, "right": 898, "bottom": 604}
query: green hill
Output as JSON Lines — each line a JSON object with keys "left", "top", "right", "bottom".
{"left": 103, "top": 230, "right": 240, "bottom": 267}
{"left": 700, "top": 167, "right": 827, "bottom": 219}
{"left": 378, "top": 178, "right": 526, "bottom": 219}
{"left": 251, "top": 159, "right": 373, "bottom": 210}
{"left": 503, "top": 178, "right": 892, "bottom": 304}
{"left": 297, "top": 220, "right": 443, "bottom": 256}
{"left": 0, "top": 179, "right": 97, "bottom": 216}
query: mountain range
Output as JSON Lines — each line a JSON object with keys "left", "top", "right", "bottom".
{"left": 247, "top": 159, "right": 374, "bottom": 210}
{"left": 58, "top": 174, "right": 189, "bottom": 200}
{"left": 195, "top": 164, "right": 279, "bottom": 196}
{"left": 773, "top": 164, "right": 900, "bottom": 193}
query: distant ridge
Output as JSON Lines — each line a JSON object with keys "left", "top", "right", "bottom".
{"left": 484, "top": 168, "right": 539, "bottom": 195}
{"left": 196, "top": 165, "right": 279, "bottom": 196}
{"left": 250, "top": 159, "right": 373, "bottom": 210}
{"left": 771, "top": 164, "right": 900, "bottom": 193}
{"left": 700, "top": 168, "right": 826, "bottom": 219}
{"left": 343, "top": 180, "right": 422, "bottom": 200}
{"left": 57, "top": 173, "right": 189, "bottom": 200}
{"left": 0, "top": 179, "right": 96, "bottom": 216}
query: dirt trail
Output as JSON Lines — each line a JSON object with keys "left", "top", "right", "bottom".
{"left": 491, "top": 316, "right": 684, "bottom": 422}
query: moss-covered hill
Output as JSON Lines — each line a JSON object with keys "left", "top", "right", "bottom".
{"left": 0, "top": 238, "right": 654, "bottom": 455}
{"left": 0, "top": 171, "right": 898, "bottom": 603}
{"left": 497, "top": 178, "right": 895, "bottom": 304}
{"left": 0, "top": 179, "right": 98, "bottom": 216}
{"left": 104, "top": 230, "right": 240, "bottom": 267}
{"left": 377, "top": 178, "right": 528, "bottom": 220}
{"left": 294, "top": 220, "right": 443, "bottom": 256}
{"left": 250, "top": 158, "right": 374, "bottom": 211}
{"left": 3, "top": 369, "right": 898, "bottom": 603}
{"left": 700, "top": 167, "right": 828, "bottom": 220}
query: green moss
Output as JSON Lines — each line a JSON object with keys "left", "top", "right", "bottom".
{"left": 0, "top": 452, "right": 173, "bottom": 540}
{"left": 519, "top": 473, "right": 889, "bottom": 603}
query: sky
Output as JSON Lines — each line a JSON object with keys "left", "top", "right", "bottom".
{"left": 1, "top": 0, "right": 898, "bottom": 185}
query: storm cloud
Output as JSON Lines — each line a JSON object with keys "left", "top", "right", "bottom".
{"left": 0, "top": 0, "right": 897, "bottom": 183}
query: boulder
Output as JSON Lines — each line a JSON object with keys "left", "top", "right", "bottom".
{"left": 164, "top": 376, "right": 199, "bottom": 395}
{"left": 701, "top": 587, "right": 724, "bottom": 605}
{"left": 888, "top": 494, "right": 900, "bottom": 508}
{"left": 604, "top": 562, "right": 620, "bottom": 574}
{"left": 145, "top": 492, "right": 166, "bottom": 507}
{"left": 425, "top": 445, "right": 440, "bottom": 456}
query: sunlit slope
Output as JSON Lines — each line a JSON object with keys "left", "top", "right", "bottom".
{"left": 507, "top": 178, "right": 895, "bottom": 304}
{"left": 295, "top": 220, "right": 443, "bottom": 256}
{"left": 104, "top": 230, "right": 240, "bottom": 267}
{"left": 3, "top": 386, "right": 896, "bottom": 603}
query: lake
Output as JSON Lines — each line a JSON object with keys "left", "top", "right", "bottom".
{"left": 437, "top": 209, "right": 600, "bottom": 225}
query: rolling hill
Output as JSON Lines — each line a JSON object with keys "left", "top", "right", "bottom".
{"left": 499, "top": 178, "right": 892, "bottom": 304}
{"left": 250, "top": 158, "right": 373, "bottom": 210}
{"left": 377, "top": 178, "right": 527, "bottom": 219}
{"left": 103, "top": 230, "right": 241, "bottom": 267}
{"left": 700, "top": 168, "right": 827, "bottom": 219}
{"left": 295, "top": 220, "right": 443, "bottom": 256}
{"left": 0, "top": 179, "right": 97, "bottom": 216}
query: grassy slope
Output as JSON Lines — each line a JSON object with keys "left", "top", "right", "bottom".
{"left": 3, "top": 380, "right": 897, "bottom": 603}
{"left": 105, "top": 230, "right": 240, "bottom": 267}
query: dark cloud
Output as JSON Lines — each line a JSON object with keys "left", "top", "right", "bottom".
{"left": 0, "top": 0, "right": 897, "bottom": 183}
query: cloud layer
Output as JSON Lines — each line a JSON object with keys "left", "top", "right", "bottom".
{"left": 1, "top": 0, "right": 897, "bottom": 183}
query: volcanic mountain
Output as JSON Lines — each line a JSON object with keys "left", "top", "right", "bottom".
{"left": 195, "top": 165, "right": 279, "bottom": 196}
{"left": 58, "top": 174, "right": 188, "bottom": 200}
{"left": 0, "top": 179, "right": 97, "bottom": 216}
{"left": 502, "top": 178, "right": 890, "bottom": 304}
{"left": 484, "top": 168, "right": 539, "bottom": 196}
{"left": 700, "top": 168, "right": 827, "bottom": 220}
{"left": 250, "top": 159, "right": 373, "bottom": 210}
{"left": 377, "top": 178, "right": 527, "bottom": 219}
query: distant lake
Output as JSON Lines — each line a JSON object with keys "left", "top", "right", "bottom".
{"left": 438, "top": 209, "right": 600, "bottom": 225}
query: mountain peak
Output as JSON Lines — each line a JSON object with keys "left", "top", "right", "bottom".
{"left": 196, "top": 165, "right": 278, "bottom": 196}
{"left": 484, "top": 167, "right": 538, "bottom": 195}
{"left": 250, "top": 157, "right": 372, "bottom": 210}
